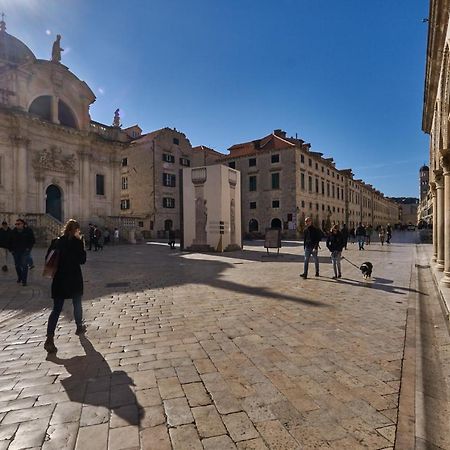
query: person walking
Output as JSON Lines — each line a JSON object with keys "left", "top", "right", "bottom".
{"left": 349, "top": 227, "right": 355, "bottom": 244}
{"left": 24, "top": 221, "right": 35, "bottom": 269}
{"left": 355, "top": 223, "right": 366, "bottom": 251}
{"left": 379, "top": 226, "right": 386, "bottom": 246}
{"left": 44, "top": 219, "right": 87, "bottom": 354}
{"left": 10, "top": 218, "right": 35, "bottom": 286}
{"left": 0, "top": 221, "right": 11, "bottom": 272}
{"left": 88, "top": 223, "right": 94, "bottom": 251}
{"left": 113, "top": 228, "right": 119, "bottom": 245}
{"left": 386, "top": 224, "right": 392, "bottom": 244}
{"left": 300, "top": 217, "right": 322, "bottom": 279}
{"left": 326, "top": 224, "right": 344, "bottom": 279}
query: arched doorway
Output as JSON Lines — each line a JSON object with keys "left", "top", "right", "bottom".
{"left": 164, "top": 219, "right": 173, "bottom": 231}
{"left": 46, "top": 185, "right": 62, "bottom": 222}
{"left": 249, "top": 219, "right": 259, "bottom": 232}
{"left": 271, "top": 218, "right": 282, "bottom": 229}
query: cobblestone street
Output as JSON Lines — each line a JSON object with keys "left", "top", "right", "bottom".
{"left": 0, "top": 236, "right": 447, "bottom": 449}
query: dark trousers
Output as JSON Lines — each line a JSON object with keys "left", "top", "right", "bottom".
{"left": 13, "top": 250, "right": 29, "bottom": 283}
{"left": 47, "top": 295, "right": 83, "bottom": 336}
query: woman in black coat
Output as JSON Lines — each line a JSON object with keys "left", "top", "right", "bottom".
{"left": 44, "top": 219, "right": 87, "bottom": 353}
{"left": 326, "top": 224, "right": 344, "bottom": 279}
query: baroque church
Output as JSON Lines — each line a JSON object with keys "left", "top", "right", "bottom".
{"left": 0, "top": 17, "right": 131, "bottom": 238}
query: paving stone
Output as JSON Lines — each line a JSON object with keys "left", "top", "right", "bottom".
{"left": 75, "top": 423, "right": 109, "bottom": 450}
{"left": 108, "top": 425, "right": 139, "bottom": 450}
{"left": 3, "top": 404, "right": 54, "bottom": 425}
{"left": 169, "top": 424, "right": 203, "bottom": 449}
{"left": 255, "top": 420, "right": 298, "bottom": 449}
{"left": 183, "top": 382, "right": 211, "bottom": 407}
{"left": 140, "top": 405, "right": 165, "bottom": 428}
{"left": 193, "top": 358, "right": 217, "bottom": 374}
{"left": 50, "top": 401, "right": 82, "bottom": 424}
{"left": 158, "top": 376, "right": 184, "bottom": 399}
{"left": 236, "top": 438, "right": 269, "bottom": 449}
{"left": 80, "top": 404, "right": 110, "bottom": 426}
{"left": 42, "top": 422, "right": 78, "bottom": 450}
{"left": 135, "top": 387, "right": 162, "bottom": 407}
{"left": 202, "top": 435, "right": 237, "bottom": 450}
{"left": 223, "top": 411, "right": 260, "bottom": 442}
{"left": 211, "top": 389, "right": 242, "bottom": 414}
{"left": 164, "top": 397, "right": 194, "bottom": 426}
{"left": 8, "top": 418, "right": 49, "bottom": 450}
{"left": 175, "top": 365, "right": 201, "bottom": 384}
{"left": 140, "top": 424, "right": 171, "bottom": 450}
{"left": 192, "top": 405, "right": 226, "bottom": 438}
{"left": 110, "top": 403, "right": 140, "bottom": 427}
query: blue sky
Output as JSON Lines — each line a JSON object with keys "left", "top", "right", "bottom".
{"left": 6, "top": 0, "right": 429, "bottom": 197}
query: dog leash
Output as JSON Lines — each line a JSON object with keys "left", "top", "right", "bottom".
{"left": 341, "top": 256, "right": 360, "bottom": 269}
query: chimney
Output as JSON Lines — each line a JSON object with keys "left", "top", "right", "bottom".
{"left": 273, "top": 129, "right": 286, "bottom": 138}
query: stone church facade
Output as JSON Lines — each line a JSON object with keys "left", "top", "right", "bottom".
{"left": 0, "top": 19, "right": 130, "bottom": 238}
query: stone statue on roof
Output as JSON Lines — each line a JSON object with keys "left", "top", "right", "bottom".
{"left": 51, "top": 34, "right": 63, "bottom": 63}
{"left": 113, "top": 108, "right": 121, "bottom": 128}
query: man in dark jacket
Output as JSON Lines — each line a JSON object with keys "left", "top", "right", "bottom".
{"left": 355, "top": 223, "right": 366, "bottom": 251}
{"left": 10, "top": 218, "right": 35, "bottom": 286}
{"left": 0, "top": 221, "right": 11, "bottom": 272}
{"left": 300, "top": 217, "right": 322, "bottom": 279}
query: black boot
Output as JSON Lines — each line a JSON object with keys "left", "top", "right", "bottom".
{"left": 44, "top": 336, "right": 57, "bottom": 353}
{"left": 75, "top": 324, "right": 87, "bottom": 335}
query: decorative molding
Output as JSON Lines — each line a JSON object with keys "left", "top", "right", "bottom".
{"left": 32, "top": 146, "right": 77, "bottom": 175}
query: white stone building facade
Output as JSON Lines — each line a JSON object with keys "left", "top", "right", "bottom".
{"left": 0, "top": 20, "right": 128, "bottom": 238}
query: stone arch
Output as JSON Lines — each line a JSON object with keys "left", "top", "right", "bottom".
{"left": 249, "top": 219, "right": 259, "bottom": 232}
{"left": 58, "top": 99, "right": 78, "bottom": 129}
{"left": 271, "top": 218, "right": 282, "bottom": 229}
{"left": 29, "top": 95, "right": 52, "bottom": 122}
{"left": 45, "top": 184, "right": 63, "bottom": 222}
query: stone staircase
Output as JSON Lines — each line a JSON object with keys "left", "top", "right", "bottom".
{"left": 0, "top": 212, "right": 62, "bottom": 246}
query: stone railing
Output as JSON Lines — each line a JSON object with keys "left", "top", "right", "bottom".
{"left": 101, "top": 215, "right": 145, "bottom": 243}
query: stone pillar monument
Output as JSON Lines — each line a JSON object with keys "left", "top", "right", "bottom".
{"left": 434, "top": 169, "right": 445, "bottom": 270}
{"left": 191, "top": 167, "right": 209, "bottom": 249}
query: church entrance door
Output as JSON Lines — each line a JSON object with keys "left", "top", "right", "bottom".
{"left": 46, "top": 185, "right": 63, "bottom": 222}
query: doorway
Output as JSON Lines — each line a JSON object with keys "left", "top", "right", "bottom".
{"left": 46, "top": 185, "right": 62, "bottom": 222}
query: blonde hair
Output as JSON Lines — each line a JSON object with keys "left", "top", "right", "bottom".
{"left": 62, "top": 219, "right": 80, "bottom": 237}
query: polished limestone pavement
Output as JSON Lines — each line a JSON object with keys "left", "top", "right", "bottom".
{"left": 0, "top": 232, "right": 447, "bottom": 449}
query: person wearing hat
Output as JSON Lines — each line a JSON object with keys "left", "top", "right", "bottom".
{"left": 0, "top": 221, "right": 11, "bottom": 272}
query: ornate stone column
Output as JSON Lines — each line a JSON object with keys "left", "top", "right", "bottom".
{"left": 11, "top": 136, "right": 29, "bottom": 214}
{"left": 442, "top": 155, "right": 450, "bottom": 284}
{"left": 430, "top": 182, "right": 437, "bottom": 261}
{"left": 434, "top": 169, "right": 445, "bottom": 270}
{"left": 79, "top": 150, "right": 91, "bottom": 221}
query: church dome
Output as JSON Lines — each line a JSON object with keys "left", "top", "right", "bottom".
{"left": 0, "top": 26, "right": 36, "bottom": 65}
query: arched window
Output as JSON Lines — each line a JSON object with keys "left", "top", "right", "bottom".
{"left": 58, "top": 100, "right": 78, "bottom": 129}
{"left": 29, "top": 96, "right": 52, "bottom": 122}
{"left": 271, "top": 218, "right": 282, "bottom": 229}
{"left": 249, "top": 219, "right": 258, "bottom": 232}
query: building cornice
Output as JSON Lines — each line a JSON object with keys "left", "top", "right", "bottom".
{"left": 422, "top": 0, "right": 450, "bottom": 133}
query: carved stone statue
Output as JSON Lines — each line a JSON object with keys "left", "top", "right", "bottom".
{"left": 112, "top": 108, "right": 121, "bottom": 128}
{"left": 51, "top": 35, "right": 63, "bottom": 63}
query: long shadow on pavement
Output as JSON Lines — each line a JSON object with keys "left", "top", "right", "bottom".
{"left": 46, "top": 335, "right": 143, "bottom": 426}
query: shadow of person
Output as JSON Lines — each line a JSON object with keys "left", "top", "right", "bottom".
{"left": 46, "top": 335, "right": 142, "bottom": 426}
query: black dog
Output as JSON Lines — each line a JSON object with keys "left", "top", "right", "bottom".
{"left": 359, "top": 262, "right": 373, "bottom": 279}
